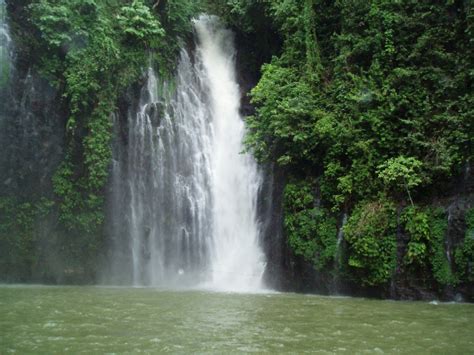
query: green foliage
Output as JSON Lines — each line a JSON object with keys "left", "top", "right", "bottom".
{"left": 454, "top": 208, "right": 474, "bottom": 282}
{"left": 401, "top": 207, "right": 430, "bottom": 265}
{"left": 4, "top": 0, "right": 473, "bottom": 292}
{"left": 154, "top": 0, "right": 203, "bottom": 75}
{"left": 234, "top": 0, "right": 473, "bottom": 290}
{"left": 401, "top": 206, "right": 456, "bottom": 285}
{"left": 377, "top": 156, "right": 423, "bottom": 205}
{"left": 29, "top": 0, "right": 138, "bottom": 239}
{"left": 0, "top": 197, "right": 54, "bottom": 278}
{"left": 29, "top": 1, "right": 75, "bottom": 48}
{"left": 117, "top": 0, "right": 164, "bottom": 46}
{"left": 243, "top": 1, "right": 473, "bottom": 213}
{"left": 283, "top": 181, "right": 337, "bottom": 270}
{"left": 429, "top": 207, "right": 457, "bottom": 286}
{"left": 0, "top": 0, "right": 201, "bottom": 282}
{"left": 0, "top": 0, "right": 10, "bottom": 89}
{"left": 344, "top": 200, "right": 397, "bottom": 286}
{"left": 159, "top": 0, "right": 202, "bottom": 38}
{"left": 245, "top": 63, "right": 320, "bottom": 165}
{"left": 25, "top": 0, "right": 200, "bottom": 263}
{"left": 83, "top": 98, "right": 114, "bottom": 191}
{"left": 203, "top": 0, "right": 268, "bottom": 34}
{"left": 0, "top": 55, "right": 9, "bottom": 89}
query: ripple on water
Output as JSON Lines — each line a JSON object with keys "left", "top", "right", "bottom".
{"left": 42, "top": 321, "right": 57, "bottom": 328}
{"left": 1, "top": 287, "right": 473, "bottom": 353}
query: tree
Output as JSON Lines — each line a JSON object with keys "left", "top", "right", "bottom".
{"left": 377, "top": 156, "right": 423, "bottom": 207}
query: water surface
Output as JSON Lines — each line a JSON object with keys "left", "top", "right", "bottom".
{"left": 1, "top": 286, "right": 472, "bottom": 353}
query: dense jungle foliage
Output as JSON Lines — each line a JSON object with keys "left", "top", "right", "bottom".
{"left": 1, "top": 0, "right": 473, "bottom": 297}
{"left": 212, "top": 0, "right": 474, "bottom": 292}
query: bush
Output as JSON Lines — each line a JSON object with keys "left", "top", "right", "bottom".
{"left": 429, "top": 208, "right": 457, "bottom": 286}
{"left": 344, "top": 200, "right": 397, "bottom": 286}
{"left": 401, "top": 206, "right": 430, "bottom": 265}
{"left": 454, "top": 208, "right": 474, "bottom": 283}
{"left": 284, "top": 181, "right": 337, "bottom": 270}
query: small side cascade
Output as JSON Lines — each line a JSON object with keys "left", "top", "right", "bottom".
{"left": 335, "top": 213, "right": 347, "bottom": 265}
{"left": 446, "top": 207, "right": 454, "bottom": 268}
{"left": 0, "top": 4, "right": 63, "bottom": 197}
{"left": 332, "top": 212, "right": 347, "bottom": 293}
{"left": 0, "top": 0, "right": 12, "bottom": 93}
{"left": 464, "top": 160, "right": 473, "bottom": 192}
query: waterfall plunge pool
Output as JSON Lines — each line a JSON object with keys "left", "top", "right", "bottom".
{"left": 1, "top": 285, "right": 472, "bottom": 353}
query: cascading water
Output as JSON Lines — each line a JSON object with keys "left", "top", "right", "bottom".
{"left": 0, "top": 0, "right": 11, "bottom": 90}
{"left": 108, "top": 16, "right": 265, "bottom": 291}
{"left": 0, "top": 1, "right": 63, "bottom": 197}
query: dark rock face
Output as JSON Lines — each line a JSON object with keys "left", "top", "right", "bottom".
{"left": 389, "top": 164, "right": 474, "bottom": 301}
{"left": 389, "top": 197, "right": 474, "bottom": 302}
{"left": 257, "top": 163, "right": 289, "bottom": 290}
{"left": 0, "top": 65, "right": 67, "bottom": 283}
{"left": 1, "top": 1, "right": 65, "bottom": 200}
{"left": 258, "top": 164, "right": 474, "bottom": 301}
{"left": 0, "top": 70, "right": 65, "bottom": 199}
{"left": 0, "top": 2, "right": 67, "bottom": 283}
{"left": 101, "top": 80, "right": 142, "bottom": 284}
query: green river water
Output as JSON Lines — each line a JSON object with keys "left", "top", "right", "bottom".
{"left": 0, "top": 286, "right": 473, "bottom": 353}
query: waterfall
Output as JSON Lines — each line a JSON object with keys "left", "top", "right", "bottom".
{"left": 0, "top": 0, "right": 10, "bottom": 153}
{"left": 0, "top": 1, "right": 63, "bottom": 196}
{"left": 108, "top": 16, "right": 266, "bottom": 291}
{"left": 0, "top": 0, "right": 11, "bottom": 90}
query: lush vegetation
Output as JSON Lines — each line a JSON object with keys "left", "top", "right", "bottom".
{"left": 216, "top": 0, "right": 473, "bottom": 291}
{"left": 1, "top": 0, "right": 202, "bottom": 281}
{"left": 455, "top": 208, "right": 474, "bottom": 283}
{"left": 0, "top": 197, "right": 53, "bottom": 280}
{"left": 343, "top": 200, "right": 397, "bottom": 286}
{"left": 283, "top": 181, "right": 337, "bottom": 271}
{"left": 241, "top": 0, "right": 472, "bottom": 206}
{"left": 31, "top": 0, "right": 197, "bottom": 241}
{"left": 1, "top": 0, "right": 473, "bottom": 297}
